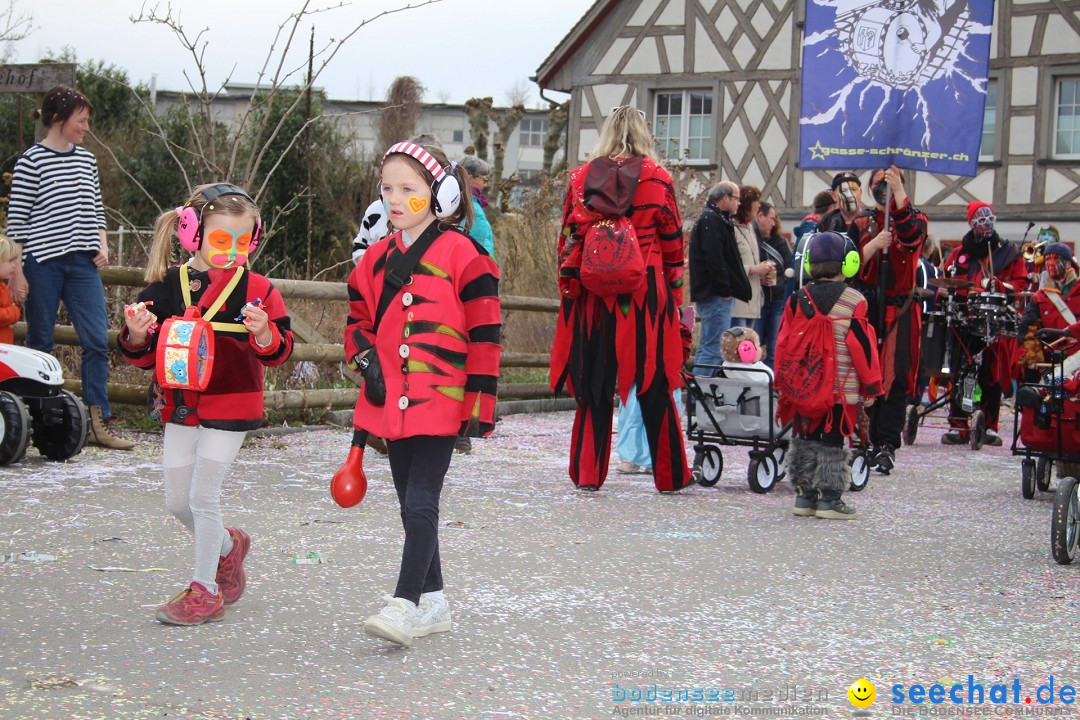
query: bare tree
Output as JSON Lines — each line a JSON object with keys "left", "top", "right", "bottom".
{"left": 542, "top": 101, "right": 569, "bottom": 174}
{"left": 127, "top": 0, "right": 443, "bottom": 205}
{"left": 0, "top": 0, "right": 34, "bottom": 62}
{"left": 505, "top": 79, "right": 532, "bottom": 108}
{"left": 436, "top": 88, "right": 452, "bottom": 104}
{"left": 377, "top": 75, "right": 425, "bottom": 151}
{"left": 490, "top": 103, "right": 525, "bottom": 209}
{"left": 464, "top": 97, "right": 492, "bottom": 161}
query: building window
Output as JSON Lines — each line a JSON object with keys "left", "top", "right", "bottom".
{"left": 654, "top": 91, "right": 713, "bottom": 163}
{"left": 452, "top": 129, "right": 464, "bottom": 143}
{"left": 520, "top": 118, "right": 548, "bottom": 147}
{"left": 1054, "top": 77, "right": 1080, "bottom": 159}
{"left": 979, "top": 78, "right": 997, "bottom": 161}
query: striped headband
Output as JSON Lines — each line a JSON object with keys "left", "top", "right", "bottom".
{"left": 383, "top": 142, "right": 447, "bottom": 181}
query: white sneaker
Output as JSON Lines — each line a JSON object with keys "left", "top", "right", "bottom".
{"left": 363, "top": 595, "right": 417, "bottom": 647}
{"left": 616, "top": 460, "right": 641, "bottom": 474}
{"left": 413, "top": 593, "right": 452, "bottom": 637}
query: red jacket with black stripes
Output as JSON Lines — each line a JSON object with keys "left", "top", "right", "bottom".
{"left": 119, "top": 265, "right": 294, "bottom": 431}
{"left": 345, "top": 223, "right": 501, "bottom": 441}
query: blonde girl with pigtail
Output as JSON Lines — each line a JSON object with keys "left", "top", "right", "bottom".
{"left": 119, "top": 183, "right": 294, "bottom": 626}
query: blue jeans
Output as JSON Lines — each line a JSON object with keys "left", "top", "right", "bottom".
{"left": 23, "top": 251, "right": 112, "bottom": 417}
{"left": 694, "top": 295, "right": 734, "bottom": 373}
{"left": 756, "top": 299, "right": 785, "bottom": 369}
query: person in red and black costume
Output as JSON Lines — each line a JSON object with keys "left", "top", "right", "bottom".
{"left": 120, "top": 183, "right": 294, "bottom": 627}
{"left": 550, "top": 106, "right": 690, "bottom": 493}
{"left": 1017, "top": 242, "right": 1080, "bottom": 380}
{"left": 847, "top": 166, "right": 928, "bottom": 474}
{"left": 939, "top": 201, "right": 1030, "bottom": 446}
{"left": 346, "top": 142, "right": 500, "bottom": 648}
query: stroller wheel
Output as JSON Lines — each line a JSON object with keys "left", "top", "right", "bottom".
{"left": 849, "top": 451, "right": 870, "bottom": 492}
{"left": 1021, "top": 458, "right": 1036, "bottom": 500}
{"left": 1051, "top": 476, "right": 1080, "bottom": 565}
{"left": 1036, "top": 457, "right": 1054, "bottom": 492}
{"left": 772, "top": 444, "right": 787, "bottom": 483}
{"left": 902, "top": 404, "right": 919, "bottom": 446}
{"left": 0, "top": 391, "right": 31, "bottom": 466}
{"left": 694, "top": 446, "right": 723, "bottom": 487}
{"left": 970, "top": 411, "right": 986, "bottom": 451}
{"left": 747, "top": 452, "right": 779, "bottom": 494}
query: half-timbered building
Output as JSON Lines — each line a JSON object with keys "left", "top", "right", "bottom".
{"left": 536, "top": 0, "right": 1080, "bottom": 239}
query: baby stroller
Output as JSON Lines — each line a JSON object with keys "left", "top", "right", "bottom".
{"left": 1012, "top": 327, "right": 1080, "bottom": 564}
{"left": 683, "top": 365, "right": 871, "bottom": 494}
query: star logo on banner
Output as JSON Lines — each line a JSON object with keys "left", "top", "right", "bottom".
{"left": 808, "top": 141, "right": 828, "bottom": 160}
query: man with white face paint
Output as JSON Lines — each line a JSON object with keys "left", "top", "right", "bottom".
{"left": 819, "top": 171, "right": 868, "bottom": 234}
{"left": 939, "top": 200, "right": 1029, "bottom": 447}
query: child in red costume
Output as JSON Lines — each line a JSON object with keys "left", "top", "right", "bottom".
{"left": 549, "top": 106, "right": 691, "bottom": 493}
{"left": 346, "top": 142, "right": 500, "bottom": 647}
{"left": 120, "top": 184, "right": 294, "bottom": 626}
{"left": 0, "top": 236, "right": 22, "bottom": 344}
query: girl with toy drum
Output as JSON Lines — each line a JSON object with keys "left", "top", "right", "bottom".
{"left": 119, "top": 184, "right": 294, "bottom": 626}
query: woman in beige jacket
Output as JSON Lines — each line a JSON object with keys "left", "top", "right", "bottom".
{"left": 731, "top": 185, "right": 775, "bottom": 326}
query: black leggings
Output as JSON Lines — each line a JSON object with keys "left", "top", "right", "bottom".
{"left": 386, "top": 435, "right": 456, "bottom": 605}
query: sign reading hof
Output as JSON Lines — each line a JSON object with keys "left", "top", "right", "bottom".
{"left": 799, "top": 0, "right": 994, "bottom": 177}
{"left": 0, "top": 64, "right": 76, "bottom": 93}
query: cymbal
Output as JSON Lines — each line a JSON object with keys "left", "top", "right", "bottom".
{"left": 913, "top": 287, "right": 936, "bottom": 300}
{"left": 928, "top": 276, "right": 977, "bottom": 290}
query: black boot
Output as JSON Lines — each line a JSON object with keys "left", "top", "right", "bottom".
{"left": 874, "top": 444, "right": 895, "bottom": 475}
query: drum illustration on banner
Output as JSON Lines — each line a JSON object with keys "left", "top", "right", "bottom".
{"left": 799, "top": 0, "right": 994, "bottom": 176}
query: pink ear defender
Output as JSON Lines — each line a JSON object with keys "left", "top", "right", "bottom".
{"left": 175, "top": 184, "right": 263, "bottom": 254}
{"left": 737, "top": 340, "right": 758, "bottom": 364}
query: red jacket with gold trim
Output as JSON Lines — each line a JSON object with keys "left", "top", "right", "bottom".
{"left": 119, "top": 265, "right": 294, "bottom": 431}
{"left": 345, "top": 224, "right": 501, "bottom": 441}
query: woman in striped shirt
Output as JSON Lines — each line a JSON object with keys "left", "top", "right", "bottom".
{"left": 6, "top": 84, "right": 132, "bottom": 449}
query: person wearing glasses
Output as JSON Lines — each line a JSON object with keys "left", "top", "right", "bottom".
{"left": 688, "top": 181, "right": 751, "bottom": 372}
{"left": 938, "top": 200, "right": 1029, "bottom": 447}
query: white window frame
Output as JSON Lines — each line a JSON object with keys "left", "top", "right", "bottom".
{"left": 653, "top": 90, "right": 714, "bottom": 165}
{"left": 519, "top": 117, "right": 548, "bottom": 148}
{"left": 1053, "top": 76, "right": 1080, "bottom": 160}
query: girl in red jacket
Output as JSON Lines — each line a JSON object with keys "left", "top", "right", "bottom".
{"left": 120, "top": 184, "right": 294, "bottom": 626}
{"left": 346, "top": 142, "right": 500, "bottom": 647}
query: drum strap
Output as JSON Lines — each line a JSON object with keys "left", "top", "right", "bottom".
{"left": 1046, "top": 291, "right": 1077, "bottom": 326}
{"left": 179, "top": 264, "right": 247, "bottom": 332}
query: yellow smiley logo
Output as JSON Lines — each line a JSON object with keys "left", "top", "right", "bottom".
{"left": 407, "top": 196, "right": 428, "bottom": 214}
{"left": 848, "top": 678, "right": 876, "bottom": 709}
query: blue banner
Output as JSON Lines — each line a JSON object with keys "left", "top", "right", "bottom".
{"left": 798, "top": 0, "right": 994, "bottom": 177}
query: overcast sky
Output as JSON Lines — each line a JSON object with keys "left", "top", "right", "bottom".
{"left": 7, "top": 0, "right": 593, "bottom": 106}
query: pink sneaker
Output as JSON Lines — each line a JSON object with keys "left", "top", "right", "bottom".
{"left": 155, "top": 582, "right": 225, "bottom": 625}
{"left": 216, "top": 527, "right": 251, "bottom": 605}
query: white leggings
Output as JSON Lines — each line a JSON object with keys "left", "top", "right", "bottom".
{"left": 162, "top": 424, "right": 246, "bottom": 593}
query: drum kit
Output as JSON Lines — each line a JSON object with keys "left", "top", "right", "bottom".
{"left": 919, "top": 276, "right": 1025, "bottom": 377}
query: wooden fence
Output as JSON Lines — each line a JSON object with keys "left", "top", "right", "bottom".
{"left": 13, "top": 266, "right": 568, "bottom": 411}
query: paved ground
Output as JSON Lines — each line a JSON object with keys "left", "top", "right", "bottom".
{"left": 1, "top": 408, "right": 1077, "bottom": 720}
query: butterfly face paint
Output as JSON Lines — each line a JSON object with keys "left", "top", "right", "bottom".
{"left": 204, "top": 226, "right": 254, "bottom": 268}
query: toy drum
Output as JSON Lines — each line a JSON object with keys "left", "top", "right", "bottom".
{"left": 920, "top": 311, "right": 949, "bottom": 377}
{"left": 156, "top": 307, "right": 215, "bottom": 391}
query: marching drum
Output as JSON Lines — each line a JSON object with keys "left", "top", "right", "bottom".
{"left": 964, "top": 292, "right": 1016, "bottom": 339}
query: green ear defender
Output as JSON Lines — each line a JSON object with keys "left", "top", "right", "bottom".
{"left": 803, "top": 232, "right": 861, "bottom": 278}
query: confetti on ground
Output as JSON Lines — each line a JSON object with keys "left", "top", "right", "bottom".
{"left": 0, "top": 408, "right": 1076, "bottom": 719}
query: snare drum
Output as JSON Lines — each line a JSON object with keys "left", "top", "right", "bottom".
{"left": 156, "top": 307, "right": 215, "bottom": 392}
{"left": 965, "top": 292, "right": 1011, "bottom": 338}
{"left": 920, "top": 311, "right": 949, "bottom": 377}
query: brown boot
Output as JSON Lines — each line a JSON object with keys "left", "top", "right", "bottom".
{"left": 88, "top": 406, "right": 135, "bottom": 450}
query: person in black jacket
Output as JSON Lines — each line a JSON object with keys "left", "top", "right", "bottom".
{"left": 689, "top": 181, "right": 752, "bottom": 372}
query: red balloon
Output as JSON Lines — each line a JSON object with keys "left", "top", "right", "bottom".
{"left": 331, "top": 445, "right": 367, "bottom": 508}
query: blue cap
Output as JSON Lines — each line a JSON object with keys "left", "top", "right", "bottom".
{"left": 1045, "top": 242, "right": 1073, "bottom": 261}
{"left": 806, "top": 231, "right": 850, "bottom": 264}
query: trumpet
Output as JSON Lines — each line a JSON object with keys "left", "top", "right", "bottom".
{"left": 1022, "top": 240, "right": 1047, "bottom": 263}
